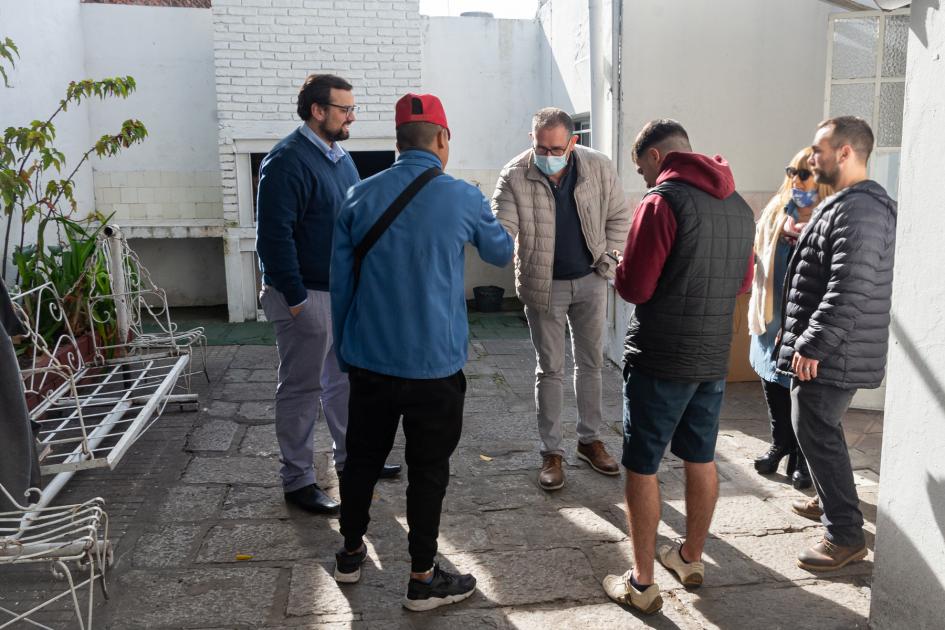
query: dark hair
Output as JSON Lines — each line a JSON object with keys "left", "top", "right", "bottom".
{"left": 297, "top": 74, "right": 353, "bottom": 121}
{"left": 396, "top": 121, "right": 443, "bottom": 151}
{"left": 817, "top": 116, "right": 874, "bottom": 162}
{"left": 632, "top": 118, "right": 691, "bottom": 160}
{"left": 532, "top": 107, "right": 574, "bottom": 135}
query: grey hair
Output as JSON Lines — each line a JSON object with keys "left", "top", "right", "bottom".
{"left": 532, "top": 107, "right": 574, "bottom": 134}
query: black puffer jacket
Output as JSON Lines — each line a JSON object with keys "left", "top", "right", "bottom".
{"left": 776, "top": 180, "right": 897, "bottom": 389}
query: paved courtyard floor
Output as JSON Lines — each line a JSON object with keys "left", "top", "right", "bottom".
{"left": 1, "top": 314, "right": 883, "bottom": 629}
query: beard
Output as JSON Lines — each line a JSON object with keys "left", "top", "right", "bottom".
{"left": 814, "top": 161, "right": 839, "bottom": 187}
{"left": 320, "top": 121, "right": 350, "bottom": 143}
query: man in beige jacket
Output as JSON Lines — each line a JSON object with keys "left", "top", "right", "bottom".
{"left": 492, "top": 108, "right": 631, "bottom": 490}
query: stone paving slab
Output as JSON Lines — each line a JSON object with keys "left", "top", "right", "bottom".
{"left": 182, "top": 454, "right": 281, "bottom": 485}
{"left": 113, "top": 567, "right": 280, "bottom": 628}
{"left": 1, "top": 330, "right": 886, "bottom": 629}
{"left": 675, "top": 580, "right": 871, "bottom": 629}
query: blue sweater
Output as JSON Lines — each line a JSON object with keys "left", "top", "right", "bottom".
{"left": 330, "top": 150, "right": 513, "bottom": 379}
{"left": 255, "top": 128, "right": 360, "bottom": 305}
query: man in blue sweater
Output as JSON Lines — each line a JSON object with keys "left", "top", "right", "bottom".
{"left": 256, "top": 73, "right": 400, "bottom": 516}
{"left": 330, "top": 93, "right": 513, "bottom": 611}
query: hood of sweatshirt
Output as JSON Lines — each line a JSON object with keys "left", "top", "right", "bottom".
{"left": 656, "top": 151, "right": 736, "bottom": 200}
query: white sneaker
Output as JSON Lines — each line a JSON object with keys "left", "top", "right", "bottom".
{"left": 657, "top": 542, "right": 704, "bottom": 587}
{"left": 602, "top": 569, "right": 662, "bottom": 615}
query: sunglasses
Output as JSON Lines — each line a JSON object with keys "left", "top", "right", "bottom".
{"left": 785, "top": 166, "right": 812, "bottom": 182}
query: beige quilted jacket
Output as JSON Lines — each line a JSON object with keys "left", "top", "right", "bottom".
{"left": 491, "top": 145, "right": 630, "bottom": 310}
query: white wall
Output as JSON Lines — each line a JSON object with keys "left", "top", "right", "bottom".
{"left": 605, "top": 0, "right": 835, "bottom": 366}
{"left": 871, "top": 3, "right": 945, "bottom": 627}
{"left": 213, "top": 0, "right": 425, "bottom": 320}
{"left": 422, "top": 15, "right": 549, "bottom": 298}
{"left": 618, "top": 0, "right": 833, "bottom": 198}
{"left": 538, "top": 0, "right": 592, "bottom": 115}
{"left": 0, "top": 0, "right": 94, "bottom": 280}
{"left": 80, "top": 3, "right": 225, "bottom": 306}
{"left": 82, "top": 5, "right": 223, "bottom": 226}
{"left": 422, "top": 16, "right": 545, "bottom": 170}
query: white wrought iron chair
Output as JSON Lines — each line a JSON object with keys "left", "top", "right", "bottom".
{"left": 92, "top": 224, "right": 208, "bottom": 392}
{"left": 0, "top": 483, "right": 111, "bottom": 630}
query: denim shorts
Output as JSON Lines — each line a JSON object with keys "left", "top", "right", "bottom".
{"left": 621, "top": 368, "right": 726, "bottom": 474}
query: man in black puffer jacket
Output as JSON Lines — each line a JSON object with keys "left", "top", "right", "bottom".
{"left": 776, "top": 116, "right": 897, "bottom": 572}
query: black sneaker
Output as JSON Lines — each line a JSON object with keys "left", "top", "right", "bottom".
{"left": 403, "top": 563, "right": 477, "bottom": 611}
{"left": 334, "top": 545, "right": 367, "bottom": 583}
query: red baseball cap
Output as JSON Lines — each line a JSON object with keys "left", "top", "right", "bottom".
{"left": 395, "top": 93, "right": 450, "bottom": 138}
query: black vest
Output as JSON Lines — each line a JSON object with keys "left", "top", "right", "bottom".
{"left": 623, "top": 180, "right": 755, "bottom": 382}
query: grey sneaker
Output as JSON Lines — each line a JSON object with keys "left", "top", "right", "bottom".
{"left": 334, "top": 545, "right": 367, "bottom": 583}
{"left": 403, "top": 564, "right": 477, "bottom": 612}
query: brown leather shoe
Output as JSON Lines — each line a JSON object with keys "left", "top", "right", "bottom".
{"left": 797, "top": 538, "right": 867, "bottom": 572}
{"left": 792, "top": 496, "right": 823, "bottom": 521}
{"left": 576, "top": 440, "right": 620, "bottom": 476}
{"left": 539, "top": 454, "right": 565, "bottom": 490}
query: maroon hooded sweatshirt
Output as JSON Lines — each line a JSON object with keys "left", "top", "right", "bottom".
{"left": 614, "top": 151, "right": 754, "bottom": 304}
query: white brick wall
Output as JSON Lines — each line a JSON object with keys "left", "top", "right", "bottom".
{"left": 212, "top": 1, "right": 423, "bottom": 228}
{"left": 212, "top": 1, "right": 424, "bottom": 320}
{"left": 94, "top": 170, "right": 224, "bottom": 222}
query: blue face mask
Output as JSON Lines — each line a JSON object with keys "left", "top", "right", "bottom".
{"left": 791, "top": 187, "right": 818, "bottom": 208}
{"left": 534, "top": 153, "right": 568, "bottom": 176}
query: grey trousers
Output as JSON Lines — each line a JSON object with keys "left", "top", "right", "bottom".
{"left": 261, "top": 287, "right": 348, "bottom": 492}
{"left": 791, "top": 379, "right": 865, "bottom": 547}
{"left": 0, "top": 332, "right": 41, "bottom": 510}
{"left": 524, "top": 273, "right": 606, "bottom": 456}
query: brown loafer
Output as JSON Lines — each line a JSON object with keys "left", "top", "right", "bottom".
{"left": 539, "top": 454, "right": 565, "bottom": 490}
{"left": 792, "top": 496, "right": 823, "bottom": 521}
{"left": 797, "top": 538, "right": 867, "bottom": 572}
{"left": 576, "top": 440, "right": 620, "bottom": 476}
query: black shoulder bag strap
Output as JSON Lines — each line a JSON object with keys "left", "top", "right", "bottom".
{"left": 352, "top": 165, "right": 442, "bottom": 291}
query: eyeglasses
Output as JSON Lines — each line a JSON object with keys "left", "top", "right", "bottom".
{"left": 320, "top": 102, "right": 360, "bottom": 116}
{"left": 785, "top": 166, "right": 812, "bottom": 182}
{"left": 534, "top": 145, "right": 569, "bottom": 157}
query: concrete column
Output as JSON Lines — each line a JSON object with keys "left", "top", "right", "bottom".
{"left": 871, "top": 2, "right": 945, "bottom": 626}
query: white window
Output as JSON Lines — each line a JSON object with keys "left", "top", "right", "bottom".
{"left": 826, "top": 9, "right": 909, "bottom": 199}
{"left": 573, "top": 113, "right": 592, "bottom": 147}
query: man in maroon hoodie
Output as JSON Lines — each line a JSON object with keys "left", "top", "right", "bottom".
{"left": 602, "top": 120, "right": 754, "bottom": 614}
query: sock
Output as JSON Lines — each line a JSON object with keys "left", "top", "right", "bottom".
{"left": 412, "top": 566, "right": 435, "bottom": 583}
{"left": 629, "top": 572, "right": 651, "bottom": 590}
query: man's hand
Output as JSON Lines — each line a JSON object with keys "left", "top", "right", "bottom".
{"left": 791, "top": 352, "right": 819, "bottom": 382}
{"left": 289, "top": 303, "right": 305, "bottom": 318}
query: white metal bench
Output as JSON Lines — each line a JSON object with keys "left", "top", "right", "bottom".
{"left": 13, "top": 281, "right": 192, "bottom": 512}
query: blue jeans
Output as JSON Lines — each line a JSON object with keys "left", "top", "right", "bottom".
{"left": 621, "top": 368, "right": 725, "bottom": 474}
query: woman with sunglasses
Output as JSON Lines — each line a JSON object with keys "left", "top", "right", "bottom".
{"left": 747, "top": 147, "right": 833, "bottom": 489}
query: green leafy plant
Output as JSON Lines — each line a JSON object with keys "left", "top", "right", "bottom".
{"left": 1, "top": 37, "right": 147, "bottom": 350}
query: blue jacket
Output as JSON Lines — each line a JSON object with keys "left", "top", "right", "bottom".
{"left": 749, "top": 201, "right": 798, "bottom": 388}
{"left": 331, "top": 150, "right": 513, "bottom": 379}
{"left": 255, "top": 128, "right": 360, "bottom": 305}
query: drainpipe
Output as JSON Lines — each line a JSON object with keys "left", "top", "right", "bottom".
{"left": 588, "top": 0, "right": 615, "bottom": 158}
{"left": 103, "top": 225, "right": 130, "bottom": 347}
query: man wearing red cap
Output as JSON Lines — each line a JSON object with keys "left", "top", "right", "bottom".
{"left": 330, "top": 93, "right": 513, "bottom": 611}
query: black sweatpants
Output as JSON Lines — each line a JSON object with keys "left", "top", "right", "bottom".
{"left": 339, "top": 367, "right": 465, "bottom": 573}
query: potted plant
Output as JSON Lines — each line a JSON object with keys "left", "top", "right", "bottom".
{"left": 1, "top": 36, "right": 148, "bottom": 365}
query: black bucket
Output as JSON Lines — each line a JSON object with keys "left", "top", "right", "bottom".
{"left": 472, "top": 285, "right": 504, "bottom": 312}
